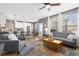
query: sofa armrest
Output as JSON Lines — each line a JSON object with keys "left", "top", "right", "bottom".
{"left": 0, "top": 40, "right": 19, "bottom": 51}
{"left": 72, "top": 39, "right": 77, "bottom": 46}
{"left": 19, "top": 40, "right": 26, "bottom": 51}
{"left": 18, "top": 36, "right": 25, "bottom": 41}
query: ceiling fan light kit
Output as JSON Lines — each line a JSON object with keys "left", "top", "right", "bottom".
{"left": 46, "top": 5, "right": 51, "bottom": 8}
{"left": 39, "top": 3, "right": 60, "bottom": 11}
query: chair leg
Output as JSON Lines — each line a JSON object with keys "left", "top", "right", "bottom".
{"left": 2, "top": 51, "right": 6, "bottom": 56}
{"left": 2, "top": 52, "right": 4, "bottom": 56}
{"left": 75, "top": 47, "right": 77, "bottom": 50}
{"left": 17, "top": 51, "right": 19, "bottom": 55}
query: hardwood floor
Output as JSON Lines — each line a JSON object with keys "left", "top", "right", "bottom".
{"left": 3, "top": 52, "right": 18, "bottom": 56}
{"left": 2, "top": 36, "right": 79, "bottom": 56}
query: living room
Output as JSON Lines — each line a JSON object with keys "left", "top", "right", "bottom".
{"left": 0, "top": 3, "right": 79, "bottom": 56}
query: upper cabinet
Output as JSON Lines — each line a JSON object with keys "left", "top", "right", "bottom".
{"left": 0, "top": 12, "right": 6, "bottom": 27}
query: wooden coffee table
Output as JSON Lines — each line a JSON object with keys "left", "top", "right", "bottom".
{"left": 43, "top": 38, "right": 63, "bottom": 52}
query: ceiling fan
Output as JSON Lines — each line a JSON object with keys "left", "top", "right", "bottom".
{"left": 39, "top": 3, "right": 60, "bottom": 11}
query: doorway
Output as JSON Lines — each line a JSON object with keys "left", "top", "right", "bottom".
{"left": 39, "top": 23, "right": 43, "bottom": 36}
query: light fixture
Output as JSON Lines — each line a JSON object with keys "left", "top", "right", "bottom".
{"left": 46, "top": 5, "right": 51, "bottom": 11}
{"left": 46, "top": 5, "right": 51, "bottom": 8}
{"left": 45, "top": 28, "right": 48, "bottom": 31}
{"left": 14, "top": 14, "right": 17, "bottom": 20}
{"left": 44, "top": 24, "right": 47, "bottom": 27}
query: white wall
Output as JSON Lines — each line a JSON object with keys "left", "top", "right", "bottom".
{"left": 0, "top": 12, "right": 6, "bottom": 27}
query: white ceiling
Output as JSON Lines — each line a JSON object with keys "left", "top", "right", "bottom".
{"left": 0, "top": 3, "right": 79, "bottom": 22}
{"left": 0, "top": 3, "right": 44, "bottom": 22}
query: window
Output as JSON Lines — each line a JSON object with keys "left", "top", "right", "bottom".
{"left": 62, "top": 9, "right": 77, "bottom": 33}
{"left": 50, "top": 15, "right": 58, "bottom": 32}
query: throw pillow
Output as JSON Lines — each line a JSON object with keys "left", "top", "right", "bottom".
{"left": 67, "top": 34, "right": 74, "bottom": 41}
{"left": 8, "top": 33, "right": 18, "bottom": 40}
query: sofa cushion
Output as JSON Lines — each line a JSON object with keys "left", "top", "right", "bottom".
{"left": 2, "top": 34, "right": 9, "bottom": 37}
{"left": 0, "top": 35, "right": 3, "bottom": 40}
{"left": 0, "top": 32, "right": 9, "bottom": 34}
{"left": 0, "top": 35, "right": 9, "bottom": 40}
{"left": 53, "top": 32, "right": 74, "bottom": 39}
{"left": 53, "top": 36, "right": 67, "bottom": 40}
{"left": 67, "top": 34, "right": 77, "bottom": 41}
{"left": 18, "top": 36, "right": 25, "bottom": 40}
{"left": 53, "top": 36, "right": 74, "bottom": 43}
{"left": 53, "top": 32, "right": 69, "bottom": 38}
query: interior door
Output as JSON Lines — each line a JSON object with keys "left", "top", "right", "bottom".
{"left": 39, "top": 23, "right": 43, "bottom": 36}
{"left": 27, "top": 26, "right": 30, "bottom": 34}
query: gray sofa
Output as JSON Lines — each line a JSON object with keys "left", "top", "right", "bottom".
{"left": 0, "top": 33, "right": 23, "bottom": 53}
{"left": 53, "top": 32, "right": 77, "bottom": 49}
{"left": 0, "top": 32, "right": 33, "bottom": 55}
{"left": 0, "top": 40, "right": 19, "bottom": 52}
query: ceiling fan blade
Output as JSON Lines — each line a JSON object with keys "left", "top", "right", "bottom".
{"left": 39, "top": 5, "right": 46, "bottom": 10}
{"left": 44, "top": 3, "right": 50, "bottom": 5}
{"left": 50, "top": 3, "right": 60, "bottom": 6}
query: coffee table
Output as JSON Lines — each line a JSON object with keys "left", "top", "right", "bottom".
{"left": 43, "top": 38, "right": 63, "bottom": 52}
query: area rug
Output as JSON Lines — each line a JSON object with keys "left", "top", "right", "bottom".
{"left": 61, "top": 46, "right": 79, "bottom": 56}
